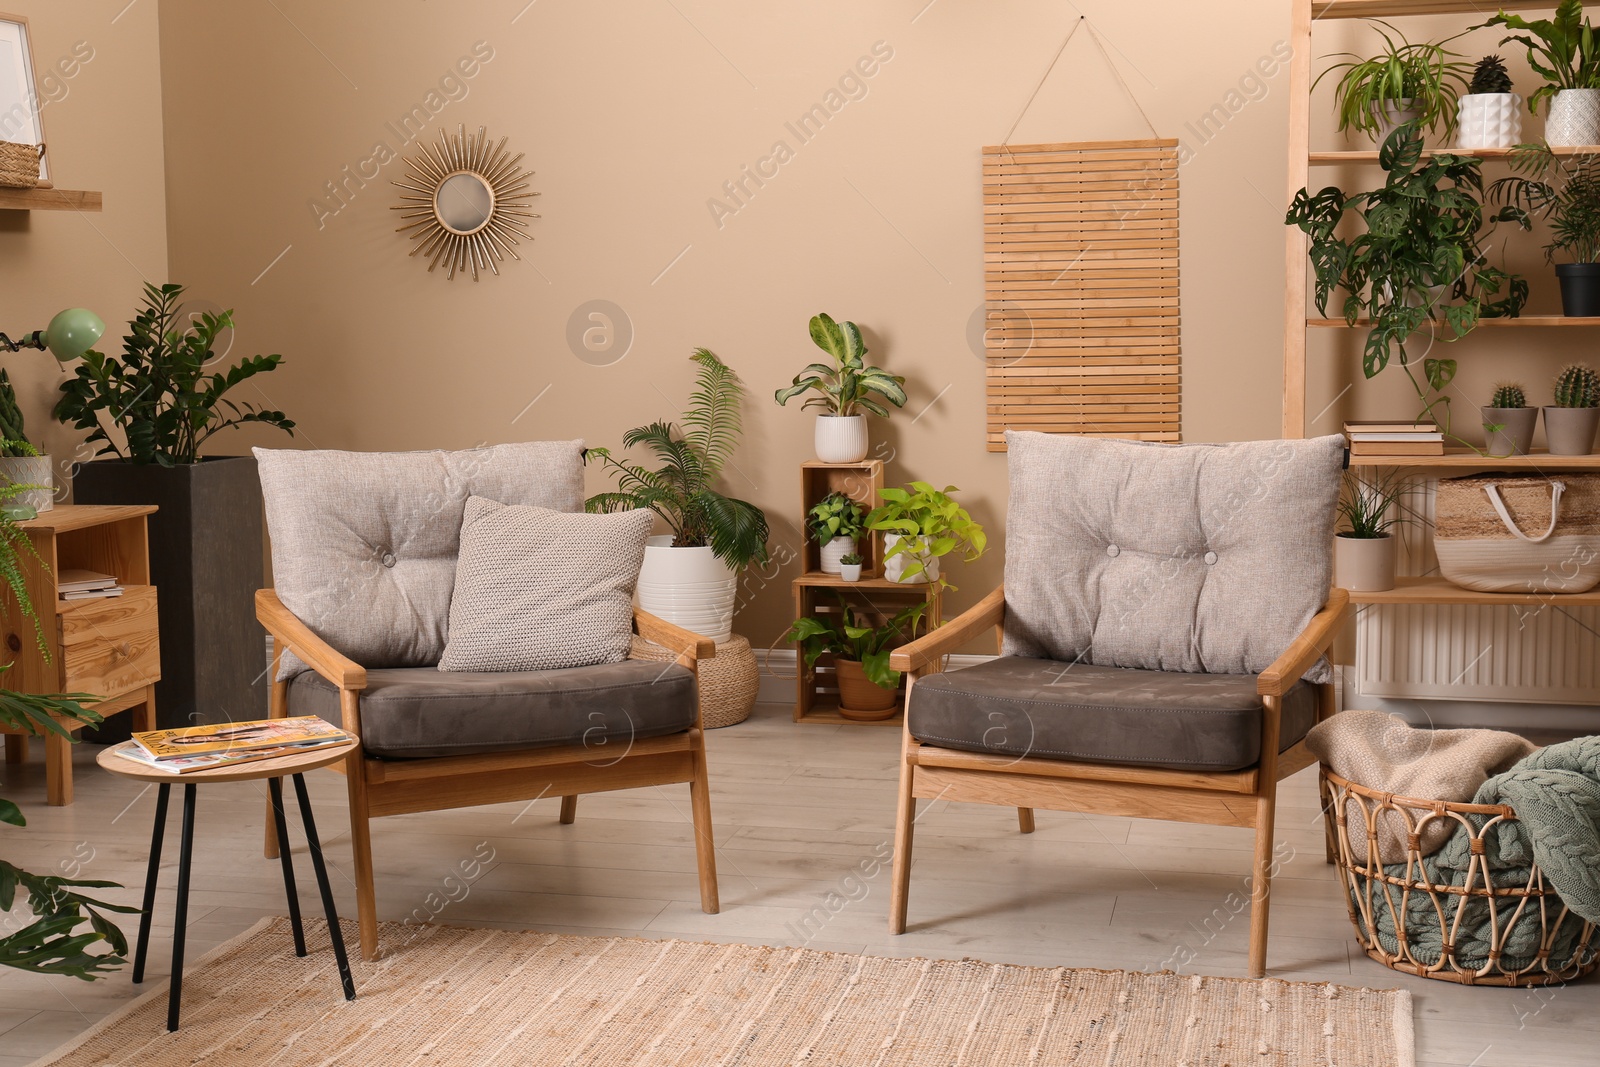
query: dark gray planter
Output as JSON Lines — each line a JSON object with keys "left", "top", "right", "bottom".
{"left": 73, "top": 456, "right": 266, "bottom": 731}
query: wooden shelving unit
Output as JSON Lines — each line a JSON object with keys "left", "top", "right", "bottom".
{"left": 0, "top": 187, "right": 103, "bottom": 212}
{"left": 1349, "top": 576, "right": 1600, "bottom": 606}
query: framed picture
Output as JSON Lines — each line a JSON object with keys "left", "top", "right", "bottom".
{"left": 0, "top": 13, "right": 46, "bottom": 182}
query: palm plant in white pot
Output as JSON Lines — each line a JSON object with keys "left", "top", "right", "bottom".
{"left": 775, "top": 313, "right": 907, "bottom": 462}
{"left": 587, "top": 348, "right": 769, "bottom": 642}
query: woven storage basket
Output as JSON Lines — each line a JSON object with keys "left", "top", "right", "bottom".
{"left": 629, "top": 632, "right": 758, "bottom": 729}
{"left": 1323, "top": 768, "right": 1598, "bottom": 986}
{"left": 0, "top": 142, "right": 42, "bottom": 189}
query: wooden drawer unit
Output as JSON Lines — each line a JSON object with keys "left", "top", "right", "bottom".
{"left": 60, "top": 586, "right": 161, "bottom": 696}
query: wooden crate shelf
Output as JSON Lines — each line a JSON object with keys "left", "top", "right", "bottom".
{"left": 800, "top": 460, "right": 883, "bottom": 575}
{"left": 1349, "top": 576, "right": 1600, "bottom": 607}
{"left": 792, "top": 567, "right": 941, "bottom": 725}
{"left": 795, "top": 699, "right": 904, "bottom": 727}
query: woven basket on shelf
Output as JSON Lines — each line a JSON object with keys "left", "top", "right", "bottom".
{"left": 1323, "top": 768, "right": 1598, "bottom": 986}
{"left": 629, "top": 632, "right": 758, "bottom": 729}
{"left": 0, "top": 142, "right": 42, "bottom": 189}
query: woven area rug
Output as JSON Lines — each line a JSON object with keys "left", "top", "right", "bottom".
{"left": 36, "top": 918, "right": 1414, "bottom": 1066}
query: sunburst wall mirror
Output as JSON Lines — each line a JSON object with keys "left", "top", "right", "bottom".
{"left": 392, "top": 125, "right": 538, "bottom": 281}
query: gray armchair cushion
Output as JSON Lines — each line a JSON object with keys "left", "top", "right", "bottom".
{"left": 908, "top": 656, "right": 1317, "bottom": 773}
{"left": 256, "top": 441, "right": 586, "bottom": 678}
{"left": 287, "top": 659, "right": 697, "bottom": 759}
{"left": 1001, "top": 431, "right": 1343, "bottom": 680}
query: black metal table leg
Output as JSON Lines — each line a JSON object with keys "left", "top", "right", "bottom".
{"left": 168, "top": 783, "right": 198, "bottom": 1033}
{"left": 132, "top": 783, "right": 170, "bottom": 985}
{"left": 292, "top": 773, "right": 356, "bottom": 1000}
{"left": 268, "top": 776, "right": 307, "bottom": 956}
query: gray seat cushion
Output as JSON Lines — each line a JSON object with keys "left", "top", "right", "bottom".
{"left": 287, "top": 660, "right": 697, "bottom": 759}
{"left": 908, "top": 657, "right": 1317, "bottom": 773}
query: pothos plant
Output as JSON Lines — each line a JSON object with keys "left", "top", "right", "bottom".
{"left": 784, "top": 599, "right": 928, "bottom": 691}
{"left": 1286, "top": 123, "right": 1529, "bottom": 436}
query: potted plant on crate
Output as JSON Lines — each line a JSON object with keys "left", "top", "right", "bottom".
{"left": 1482, "top": 382, "right": 1539, "bottom": 456}
{"left": 838, "top": 552, "right": 863, "bottom": 583}
{"left": 588, "top": 348, "right": 770, "bottom": 642}
{"left": 53, "top": 282, "right": 295, "bottom": 729}
{"left": 775, "top": 313, "right": 907, "bottom": 463}
{"left": 865, "top": 482, "right": 987, "bottom": 589}
{"left": 1318, "top": 21, "right": 1470, "bottom": 143}
{"left": 1544, "top": 363, "right": 1600, "bottom": 454}
{"left": 1457, "top": 55, "right": 1523, "bottom": 149}
{"left": 784, "top": 599, "right": 927, "bottom": 720}
{"left": 0, "top": 370, "right": 53, "bottom": 514}
{"left": 1487, "top": 142, "right": 1600, "bottom": 316}
{"left": 1483, "top": 2, "right": 1600, "bottom": 146}
{"left": 808, "top": 491, "right": 866, "bottom": 574}
{"left": 1335, "top": 470, "right": 1411, "bottom": 593}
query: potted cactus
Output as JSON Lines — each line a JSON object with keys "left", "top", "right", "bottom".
{"left": 775, "top": 313, "right": 907, "bottom": 463}
{"left": 1545, "top": 363, "right": 1600, "bottom": 454}
{"left": 838, "top": 551, "right": 863, "bottom": 583}
{"left": 1482, "top": 382, "right": 1538, "bottom": 456}
{"left": 1457, "top": 55, "right": 1523, "bottom": 149}
{"left": 807, "top": 491, "right": 866, "bottom": 575}
{"left": 0, "top": 370, "right": 52, "bottom": 514}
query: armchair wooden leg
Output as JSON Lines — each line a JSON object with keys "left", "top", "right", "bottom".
{"left": 1017, "top": 808, "right": 1035, "bottom": 834}
{"left": 343, "top": 747, "right": 381, "bottom": 961}
{"left": 4, "top": 734, "right": 26, "bottom": 764}
{"left": 1247, "top": 793, "right": 1278, "bottom": 979}
{"left": 687, "top": 730, "right": 719, "bottom": 914}
{"left": 889, "top": 734, "right": 917, "bottom": 935}
{"left": 559, "top": 795, "right": 578, "bottom": 825}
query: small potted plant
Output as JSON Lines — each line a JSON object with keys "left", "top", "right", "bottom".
{"left": 1488, "top": 143, "right": 1600, "bottom": 316}
{"left": 1482, "top": 382, "right": 1538, "bottom": 456}
{"left": 807, "top": 491, "right": 866, "bottom": 574}
{"left": 1457, "top": 55, "right": 1523, "bottom": 149}
{"left": 0, "top": 370, "right": 52, "bottom": 514}
{"left": 1484, "top": 3, "right": 1600, "bottom": 147}
{"left": 1544, "top": 363, "right": 1600, "bottom": 454}
{"left": 838, "top": 552, "right": 863, "bottom": 583}
{"left": 1318, "top": 21, "right": 1470, "bottom": 143}
{"left": 784, "top": 599, "right": 926, "bottom": 720}
{"left": 1335, "top": 470, "right": 1411, "bottom": 593}
{"left": 865, "top": 482, "right": 987, "bottom": 589}
{"left": 775, "top": 313, "right": 907, "bottom": 463}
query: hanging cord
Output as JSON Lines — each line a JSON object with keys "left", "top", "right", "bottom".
{"left": 999, "top": 16, "right": 1159, "bottom": 149}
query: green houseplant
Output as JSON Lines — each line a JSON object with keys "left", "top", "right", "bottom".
{"left": 1487, "top": 142, "right": 1600, "bottom": 315}
{"left": 588, "top": 348, "right": 770, "bottom": 642}
{"left": 807, "top": 491, "right": 866, "bottom": 575}
{"left": 1544, "top": 362, "right": 1600, "bottom": 454}
{"left": 1286, "top": 124, "right": 1528, "bottom": 437}
{"left": 775, "top": 313, "right": 907, "bottom": 463}
{"left": 0, "top": 370, "right": 52, "bottom": 514}
{"left": 1457, "top": 55, "right": 1524, "bottom": 150}
{"left": 865, "top": 482, "right": 987, "bottom": 590}
{"left": 1482, "top": 1, "right": 1600, "bottom": 145}
{"left": 54, "top": 282, "right": 296, "bottom": 729}
{"left": 1335, "top": 470, "right": 1412, "bottom": 593}
{"left": 784, "top": 599, "right": 927, "bottom": 719}
{"left": 838, "top": 551, "right": 863, "bottom": 583}
{"left": 1481, "top": 382, "right": 1538, "bottom": 457}
{"left": 1316, "top": 21, "right": 1471, "bottom": 141}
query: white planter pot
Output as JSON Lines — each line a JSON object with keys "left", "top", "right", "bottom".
{"left": 635, "top": 537, "right": 737, "bottom": 643}
{"left": 814, "top": 414, "right": 868, "bottom": 463}
{"left": 0, "top": 454, "right": 53, "bottom": 512}
{"left": 1456, "top": 93, "right": 1522, "bottom": 149}
{"left": 839, "top": 563, "right": 862, "bottom": 582}
{"left": 883, "top": 532, "right": 940, "bottom": 585}
{"left": 1545, "top": 89, "right": 1600, "bottom": 147}
{"left": 819, "top": 535, "right": 855, "bottom": 574}
{"left": 1372, "top": 98, "right": 1420, "bottom": 143}
{"left": 1335, "top": 534, "right": 1396, "bottom": 593}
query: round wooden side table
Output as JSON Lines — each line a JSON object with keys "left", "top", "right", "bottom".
{"left": 97, "top": 739, "right": 361, "bottom": 1031}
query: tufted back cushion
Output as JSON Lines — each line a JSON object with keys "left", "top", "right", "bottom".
{"left": 1001, "top": 431, "right": 1343, "bottom": 679}
{"left": 256, "top": 442, "right": 586, "bottom": 677}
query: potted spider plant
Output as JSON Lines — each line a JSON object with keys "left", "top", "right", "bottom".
{"left": 1488, "top": 142, "right": 1600, "bottom": 316}
{"left": 1482, "top": 382, "right": 1538, "bottom": 456}
{"left": 1545, "top": 363, "right": 1600, "bottom": 455}
{"left": 807, "top": 491, "right": 866, "bottom": 575}
{"left": 1483, "top": 1, "right": 1600, "bottom": 147}
{"left": 1317, "top": 21, "right": 1470, "bottom": 143}
{"left": 784, "top": 599, "right": 926, "bottom": 720}
{"left": 1335, "top": 470, "right": 1411, "bottom": 593}
{"left": 775, "top": 313, "right": 907, "bottom": 463}
{"left": 1457, "top": 55, "right": 1523, "bottom": 149}
{"left": 865, "top": 482, "right": 987, "bottom": 589}
{"left": 587, "top": 348, "right": 770, "bottom": 643}
{"left": 0, "top": 370, "right": 52, "bottom": 514}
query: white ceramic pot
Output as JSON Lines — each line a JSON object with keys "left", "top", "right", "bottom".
{"left": 1545, "top": 89, "right": 1600, "bottom": 147}
{"left": 1543, "top": 406, "right": 1600, "bottom": 456}
{"left": 635, "top": 537, "right": 737, "bottom": 643}
{"left": 1456, "top": 93, "right": 1522, "bottom": 149}
{"left": 883, "top": 532, "right": 940, "bottom": 585}
{"left": 1335, "top": 533, "right": 1396, "bottom": 593}
{"left": 0, "top": 454, "right": 54, "bottom": 512}
{"left": 839, "top": 563, "right": 862, "bottom": 582}
{"left": 814, "top": 414, "right": 868, "bottom": 463}
{"left": 1372, "top": 98, "right": 1420, "bottom": 142}
{"left": 819, "top": 535, "right": 854, "bottom": 574}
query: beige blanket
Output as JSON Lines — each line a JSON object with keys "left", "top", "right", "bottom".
{"left": 1307, "top": 711, "right": 1535, "bottom": 863}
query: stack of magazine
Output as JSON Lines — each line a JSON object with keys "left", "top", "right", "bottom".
{"left": 112, "top": 716, "right": 350, "bottom": 774}
{"left": 59, "top": 569, "right": 124, "bottom": 601}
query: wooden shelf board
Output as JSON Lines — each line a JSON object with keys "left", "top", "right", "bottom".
{"left": 0, "top": 187, "right": 103, "bottom": 212}
{"left": 18, "top": 504, "right": 158, "bottom": 532}
{"left": 794, "top": 701, "right": 903, "bottom": 727}
{"left": 1311, "top": 0, "right": 1555, "bottom": 19}
{"left": 1349, "top": 576, "right": 1600, "bottom": 606}
{"left": 792, "top": 574, "right": 939, "bottom": 591}
{"left": 1309, "top": 315, "right": 1600, "bottom": 328}
{"left": 1347, "top": 448, "right": 1600, "bottom": 468}
{"left": 1309, "top": 147, "right": 1597, "bottom": 164}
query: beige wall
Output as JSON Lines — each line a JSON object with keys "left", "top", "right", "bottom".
{"left": 0, "top": 1, "right": 167, "bottom": 482}
{"left": 158, "top": 1, "right": 1563, "bottom": 645}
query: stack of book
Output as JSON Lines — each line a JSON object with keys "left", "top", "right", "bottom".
{"left": 113, "top": 715, "right": 351, "bottom": 774}
{"left": 58, "top": 569, "right": 124, "bottom": 601}
{"left": 1343, "top": 420, "right": 1445, "bottom": 457}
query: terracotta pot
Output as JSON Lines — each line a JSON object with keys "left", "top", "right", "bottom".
{"left": 834, "top": 658, "right": 898, "bottom": 720}
{"left": 814, "top": 414, "right": 868, "bottom": 463}
{"left": 1481, "top": 406, "right": 1537, "bottom": 457}
{"left": 1335, "top": 533, "right": 1396, "bottom": 593}
{"left": 1543, "top": 406, "right": 1600, "bottom": 456}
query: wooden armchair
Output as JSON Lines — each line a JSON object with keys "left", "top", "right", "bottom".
{"left": 257, "top": 590, "right": 719, "bottom": 961}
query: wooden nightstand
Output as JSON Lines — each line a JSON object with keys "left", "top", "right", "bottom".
{"left": 0, "top": 504, "right": 161, "bottom": 804}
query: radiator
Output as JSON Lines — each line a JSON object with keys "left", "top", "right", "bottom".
{"left": 1354, "top": 478, "right": 1600, "bottom": 706}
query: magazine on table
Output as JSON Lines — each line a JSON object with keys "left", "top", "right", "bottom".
{"left": 111, "top": 736, "right": 350, "bottom": 775}
{"left": 132, "top": 715, "right": 348, "bottom": 761}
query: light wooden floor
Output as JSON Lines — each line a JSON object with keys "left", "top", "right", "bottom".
{"left": 1, "top": 704, "right": 1594, "bottom": 1066}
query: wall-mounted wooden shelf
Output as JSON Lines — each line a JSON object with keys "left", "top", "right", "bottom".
{"left": 1312, "top": 0, "right": 1552, "bottom": 18}
{"left": 1350, "top": 576, "right": 1600, "bottom": 606}
{"left": 0, "top": 187, "right": 103, "bottom": 212}
{"left": 1348, "top": 449, "right": 1600, "bottom": 468}
{"left": 1310, "top": 316, "right": 1600, "bottom": 328}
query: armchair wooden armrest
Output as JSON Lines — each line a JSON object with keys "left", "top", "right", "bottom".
{"left": 889, "top": 586, "right": 1007, "bottom": 674}
{"left": 1256, "top": 588, "right": 1349, "bottom": 698}
{"left": 256, "top": 589, "right": 368, "bottom": 691}
{"left": 633, "top": 608, "right": 717, "bottom": 667}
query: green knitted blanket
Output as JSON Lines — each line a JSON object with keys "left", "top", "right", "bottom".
{"left": 1353, "top": 735, "right": 1600, "bottom": 972}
